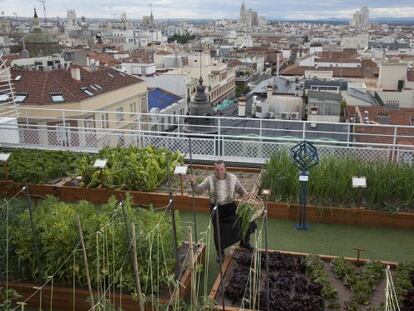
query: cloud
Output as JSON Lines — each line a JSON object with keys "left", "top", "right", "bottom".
{"left": 1, "top": 0, "right": 414, "bottom": 19}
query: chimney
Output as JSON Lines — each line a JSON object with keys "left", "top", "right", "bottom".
{"left": 266, "top": 83, "right": 273, "bottom": 100}
{"left": 71, "top": 67, "right": 81, "bottom": 81}
{"left": 276, "top": 53, "right": 280, "bottom": 76}
{"left": 238, "top": 96, "right": 246, "bottom": 117}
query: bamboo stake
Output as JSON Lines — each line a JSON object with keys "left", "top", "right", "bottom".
{"left": 131, "top": 223, "right": 145, "bottom": 311}
{"left": 188, "top": 137, "right": 198, "bottom": 243}
{"left": 24, "top": 186, "right": 41, "bottom": 280}
{"left": 76, "top": 215, "right": 95, "bottom": 309}
{"left": 188, "top": 226, "right": 197, "bottom": 311}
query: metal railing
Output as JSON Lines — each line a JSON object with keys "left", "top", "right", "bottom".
{"left": 0, "top": 106, "right": 413, "bottom": 165}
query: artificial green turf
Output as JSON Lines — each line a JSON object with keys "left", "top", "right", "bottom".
{"left": 180, "top": 210, "right": 414, "bottom": 293}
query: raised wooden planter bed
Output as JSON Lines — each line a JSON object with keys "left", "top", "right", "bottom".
{"left": 1, "top": 180, "right": 414, "bottom": 230}
{"left": 209, "top": 247, "right": 396, "bottom": 311}
{"left": 1, "top": 242, "right": 205, "bottom": 311}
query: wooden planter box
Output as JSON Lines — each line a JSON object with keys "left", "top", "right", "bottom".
{"left": 1, "top": 180, "right": 414, "bottom": 230}
{"left": 2, "top": 242, "right": 205, "bottom": 311}
{"left": 208, "top": 247, "right": 397, "bottom": 311}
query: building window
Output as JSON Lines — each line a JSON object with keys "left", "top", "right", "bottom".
{"left": 0, "top": 94, "right": 9, "bottom": 102}
{"left": 116, "top": 107, "right": 124, "bottom": 121}
{"left": 81, "top": 87, "right": 94, "bottom": 96}
{"left": 15, "top": 93, "right": 28, "bottom": 103}
{"left": 50, "top": 93, "right": 65, "bottom": 103}
{"left": 100, "top": 113, "right": 109, "bottom": 128}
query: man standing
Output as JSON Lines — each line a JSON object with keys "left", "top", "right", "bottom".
{"left": 190, "top": 160, "right": 256, "bottom": 262}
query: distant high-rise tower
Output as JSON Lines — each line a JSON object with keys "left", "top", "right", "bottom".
{"left": 350, "top": 6, "right": 369, "bottom": 28}
{"left": 360, "top": 6, "right": 369, "bottom": 26}
{"left": 66, "top": 10, "right": 79, "bottom": 31}
{"left": 239, "top": 2, "right": 258, "bottom": 28}
{"left": 240, "top": 2, "right": 247, "bottom": 26}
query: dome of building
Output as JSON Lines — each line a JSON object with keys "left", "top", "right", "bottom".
{"left": 23, "top": 8, "right": 61, "bottom": 57}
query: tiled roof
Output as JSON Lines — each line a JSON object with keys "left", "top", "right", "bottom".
{"left": 86, "top": 52, "right": 120, "bottom": 67}
{"left": 227, "top": 59, "right": 244, "bottom": 68}
{"left": 148, "top": 87, "right": 181, "bottom": 110}
{"left": 282, "top": 61, "right": 378, "bottom": 79}
{"left": 10, "top": 67, "right": 143, "bottom": 105}
{"left": 155, "top": 50, "right": 173, "bottom": 56}
{"left": 346, "top": 106, "right": 414, "bottom": 146}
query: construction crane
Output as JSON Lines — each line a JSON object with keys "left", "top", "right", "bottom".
{"left": 38, "top": 0, "right": 46, "bottom": 21}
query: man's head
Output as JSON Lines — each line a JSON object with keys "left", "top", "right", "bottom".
{"left": 214, "top": 160, "right": 226, "bottom": 180}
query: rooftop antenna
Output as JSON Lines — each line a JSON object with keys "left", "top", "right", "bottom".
{"left": 199, "top": 47, "right": 202, "bottom": 81}
{"left": 149, "top": 3, "right": 153, "bottom": 28}
{"left": 38, "top": 0, "right": 46, "bottom": 21}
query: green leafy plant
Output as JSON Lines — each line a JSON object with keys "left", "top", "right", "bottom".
{"left": 394, "top": 262, "right": 414, "bottom": 303}
{"left": 261, "top": 151, "right": 414, "bottom": 212}
{"left": 0, "top": 287, "right": 22, "bottom": 310}
{"left": 0, "top": 148, "right": 82, "bottom": 183}
{"left": 331, "top": 257, "right": 384, "bottom": 307}
{"left": 305, "top": 255, "right": 339, "bottom": 309}
{"left": 9, "top": 195, "right": 183, "bottom": 295}
{"left": 77, "top": 146, "right": 184, "bottom": 191}
{"left": 236, "top": 201, "right": 256, "bottom": 238}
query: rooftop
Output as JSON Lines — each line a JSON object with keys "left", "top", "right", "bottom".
{"left": 346, "top": 88, "right": 378, "bottom": 106}
{"left": 148, "top": 87, "right": 181, "bottom": 110}
{"left": 10, "top": 67, "right": 143, "bottom": 105}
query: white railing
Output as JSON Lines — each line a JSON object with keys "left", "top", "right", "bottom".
{"left": 0, "top": 107, "right": 413, "bottom": 165}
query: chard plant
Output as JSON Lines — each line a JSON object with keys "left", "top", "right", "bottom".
{"left": 77, "top": 146, "right": 184, "bottom": 191}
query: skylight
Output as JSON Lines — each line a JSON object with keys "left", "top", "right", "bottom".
{"left": 14, "top": 75, "right": 22, "bottom": 81}
{"left": 89, "top": 84, "right": 98, "bottom": 91}
{"left": 107, "top": 72, "right": 114, "bottom": 78}
{"left": 15, "top": 94, "right": 27, "bottom": 103}
{"left": 81, "top": 87, "right": 94, "bottom": 96}
{"left": 94, "top": 84, "right": 102, "bottom": 89}
{"left": 0, "top": 94, "right": 9, "bottom": 102}
{"left": 119, "top": 72, "right": 126, "bottom": 77}
{"left": 51, "top": 93, "right": 65, "bottom": 103}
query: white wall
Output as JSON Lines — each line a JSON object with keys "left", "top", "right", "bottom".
{"left": 187, "top": 54, "right": 211, "bottom": 67}
{"left": 377, "top": 90, "right": 414, "bottom": 108}
{"left": 378, "top": 63, "right": 407, "bottom": 91}
{"left": 316, "top": 61, "right": 360, "bottom": 68}
{"left": 143, "top": 74, "right": 187, "bottom": 98}
{"left": 299, "top": 55, "right": 316, "bottom": 67}
{"left": 309, "top": 46, "right": 323, "bottom": 55}
{"left": 268, "top": 95, "right": 303, "bottom": 115}
{"left": 121, "top": 63, "right": 156, "bottom": 76}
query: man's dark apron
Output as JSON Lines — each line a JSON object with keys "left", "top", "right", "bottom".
{"left": 210, "top": 202, "right": 257, "bottom": 252}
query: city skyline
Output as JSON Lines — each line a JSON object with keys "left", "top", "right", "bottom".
{"left": 2, "top": 0, "right": 414, "bottom": 20}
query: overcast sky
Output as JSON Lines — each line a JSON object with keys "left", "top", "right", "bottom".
{"left": 2, "top": 0, "right": 414, "bottom": 20}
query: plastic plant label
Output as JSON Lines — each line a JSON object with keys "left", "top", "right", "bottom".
{"left": 0, "top": 153, "right": 11, "bottom": 162}
{"left": 352, "top": 176, "right": 367, "bottom": 188}
{"left": 174, "top": 165, "right": 188, "bottom": 175}
{"left": 93, "top": 159, "right": 108, "bottom": 169}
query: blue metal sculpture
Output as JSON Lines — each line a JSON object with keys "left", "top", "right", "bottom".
{"left": 291, "top": 141, "right": 319, "bottom": 230}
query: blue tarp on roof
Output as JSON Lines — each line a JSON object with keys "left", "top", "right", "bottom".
{"left": 148, "top": 88, "right": 181, "bottom": 110}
